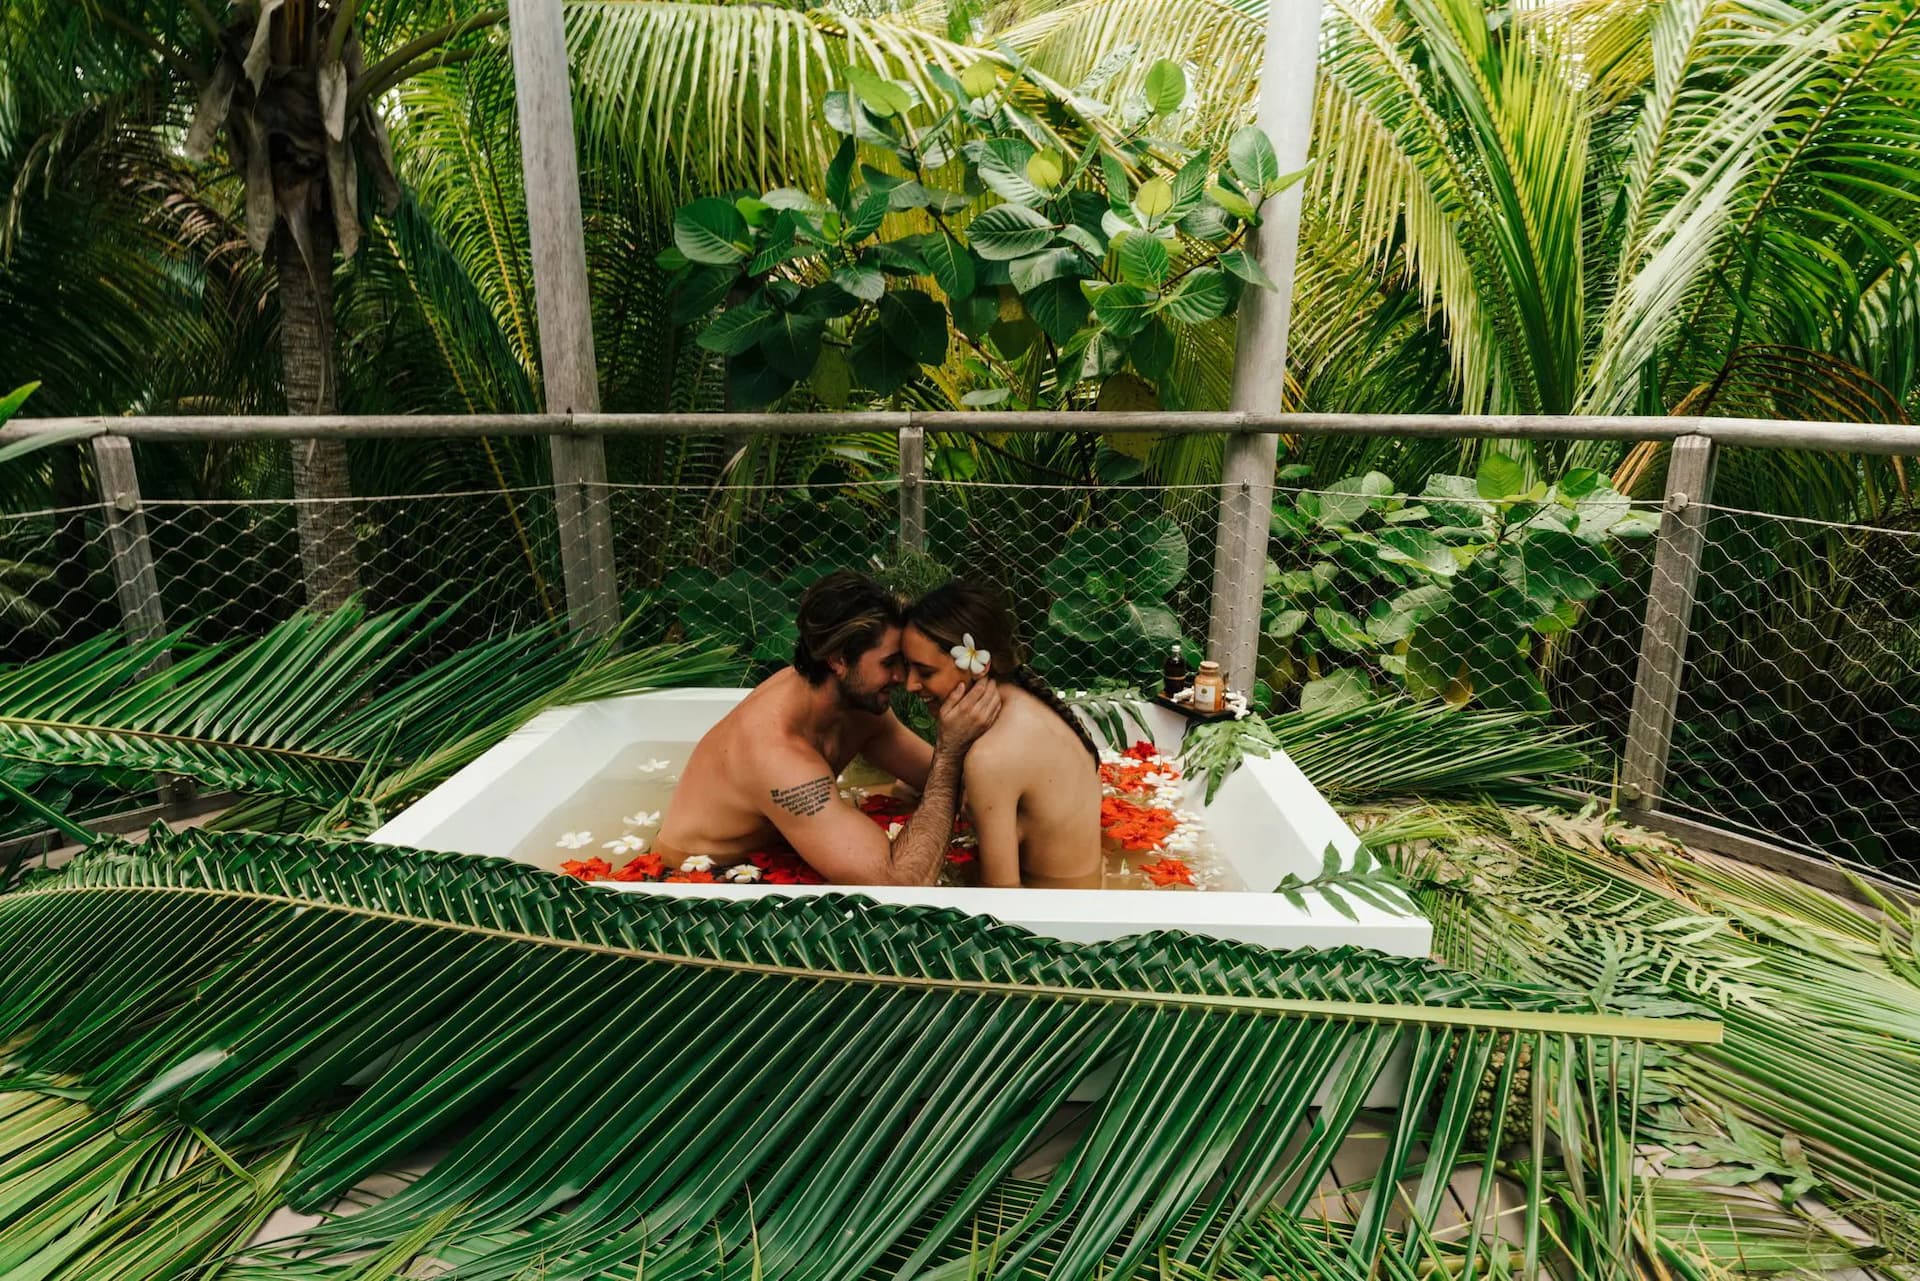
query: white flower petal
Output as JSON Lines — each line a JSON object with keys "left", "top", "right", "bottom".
{"left": 680, "top": 855, "right": 715, "bottom": 873}
{"left": 950, "top": 644, "right": 970, "bottom": 663}
{"left": 962, "top": 633, "right": 976, "bottom": 649}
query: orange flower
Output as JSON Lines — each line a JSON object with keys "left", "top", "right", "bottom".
{"left": 665, "top": 868, "right": 717, "bottom": 884}
{"left": 559, "top": 856, "right": 614, "bottom": 881}
{"left": 1138, "top": 857, "right": 1195, "bottom": 887}
{"left": 609, "top": 853, "right": 665, "bottom": 882}
{"left": 1100, "top": 795, "right": 1179, "bottom": 852}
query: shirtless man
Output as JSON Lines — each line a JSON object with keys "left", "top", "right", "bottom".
{"left": 655, "top": 570, "right": 1001, "bottom": 885}
{"left": 901, "top": 580, "right": 1104, "bottom": 889}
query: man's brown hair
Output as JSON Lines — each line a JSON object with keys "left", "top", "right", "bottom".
{"left": 792, "top": 570, "right": 905, "bottom": 683}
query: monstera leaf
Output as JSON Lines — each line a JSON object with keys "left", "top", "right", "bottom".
{"left": 666, "top": 568, "right": 798, "bottom": 665}
{"left": 1044, "top": 519, "right": 1188, "bottom": 668}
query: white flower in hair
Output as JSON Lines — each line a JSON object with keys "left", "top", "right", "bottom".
{"left": 555, "top": 831, "right": 593, "bottom": 850}
{"left": 950, "top": 633, "right": 991, "bottom": 676}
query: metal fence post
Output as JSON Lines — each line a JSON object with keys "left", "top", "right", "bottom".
{"left": 1622, "top": 433, "right": 1717, "bottom": 809}
{"left": 1206, "top": 0, "right": 1324, "bottom": 685}
{"left": 511, "top": 0, "right": 620, "bottom": 637}
{"left": 89, "top": 435, "right": 168, "bottom": 650}
{"left": 898, "top": 425, "right": 926, "bottom": 555}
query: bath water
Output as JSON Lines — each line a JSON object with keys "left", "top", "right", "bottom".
{"left": 520, "top": 745, "right": 1240, "bottom": 891}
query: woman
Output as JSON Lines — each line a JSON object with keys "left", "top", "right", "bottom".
{"left": 901, "top": 579, "right": 1104, "bottom": 889}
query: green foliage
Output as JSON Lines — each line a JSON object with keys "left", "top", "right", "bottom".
{"left": 1262, "top": 458, "right": 1659, "bottom": 711}
{"left": 0, "top": 826, "right": 1710, "bottom": 1279}
{"left": 1039, "top": 517, "right": 1187, "bottom": 679}
{"left": 1180, "top": 696, "right": 1592, "bottom": 805}
{"left": 0, "top": 382, "right": 35, "bottom": 426}
{"left": 1273, "top": 840, "right": 1421, "bottom": 921}
{"left": 657, "top": 61, "right": 1298, "bottom": 409}
{"left": 0, "top": 601, "right": 743, "bottom": 836}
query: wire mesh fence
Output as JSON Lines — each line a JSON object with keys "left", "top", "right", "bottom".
{"left": 1671, "top": 502, "right": 1920, "bottom": 864}
{"left": 4, "top": 424, "right": 1919, "bottom": 870}
{"left": 601, "top": 475, "right": 1221, "bottom": 692}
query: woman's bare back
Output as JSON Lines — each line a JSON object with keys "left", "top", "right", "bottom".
{"left": 963, "top": 686, "right": 1102, "bottom": 888}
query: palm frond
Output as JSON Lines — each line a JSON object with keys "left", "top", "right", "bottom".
{"left": 0, "top": 600, "right": 743, "bottom": 819}
{"left": 994, "top": 0, "right": 1264, "bottom": 149}
{"left": 0, "top": 827, "right": 1715, "bottom": 1279}
{"left": 1387, "top": 803, "right": 1920, "bottom": 1215}
{"left": 1183, "top": 697, "right": 1594, "bottom": 806}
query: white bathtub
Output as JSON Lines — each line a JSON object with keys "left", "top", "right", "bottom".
{"left": 371, "top": 688, "right": 1431, "bottom": 956}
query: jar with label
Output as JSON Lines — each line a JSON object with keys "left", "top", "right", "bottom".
{"left": 1191, "top": 660, "right": 1225, "bottom": 713}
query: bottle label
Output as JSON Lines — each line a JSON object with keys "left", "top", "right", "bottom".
{"left": 1193, "top": 682, "right": 1219, "bottom": 711}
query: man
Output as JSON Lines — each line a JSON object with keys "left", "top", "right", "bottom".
{"left": 654, "top": 570, "right": 1001, "bottom": 885}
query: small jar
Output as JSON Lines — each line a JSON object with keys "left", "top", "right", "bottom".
{"left": 1161, "top": 642, "right": 1190, "bottom": 698}
{"left": 1191, "top": 660, "right": 1226, "bottom": 713}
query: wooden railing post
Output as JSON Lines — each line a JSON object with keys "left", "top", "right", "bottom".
{"left": 90, "top": 435, "right": 168, "bottom": 651}
{"left": 897, "top": 425, "right": 926, "bottom": 556}
{"left": 1207, "top": 0, "right": 1325, "bottom": 685}
{"left": 1622, "top": 434, "right": 1717, "bottom": 809}
{"left": 510, "top": 0, "right": 620, "bottom": 637}
{"left": 92, "top": 434, "right": 197, "bottom": 806}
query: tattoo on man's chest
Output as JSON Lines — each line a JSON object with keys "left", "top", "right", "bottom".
{"left": 771, "top": 776, "right": 834, "bottom": 817}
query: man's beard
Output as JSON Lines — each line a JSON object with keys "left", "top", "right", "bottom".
{"left": 836, "top": 673, "right": 892, "bottom": 715}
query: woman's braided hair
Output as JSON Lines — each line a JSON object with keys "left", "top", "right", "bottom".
{"left": 904, "top": 578, "right": 1100, "bottom": 765}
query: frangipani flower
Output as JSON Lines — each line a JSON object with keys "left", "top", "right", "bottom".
{"left": 885, "top": 821, "right": 905, "bottom": 842}
{"left": 623, "top": 811, "right": 661, "bottom": 829}
{"left": 556, "top": 831, "right": 593, "bottom": 850}
{"left": 950, "top": 632, "right": 990, "bottom": 676}
{"left": 603, "top": 834, "right": 647, "bottom": 854}
{"left": 723, "top": 863, "right": 763, "bottom": 883}
{"left": 680, "top": 854, "right": 715, "bottom": 873}
{"left": 636, "top": 758, "right": 672, "bottom": 775}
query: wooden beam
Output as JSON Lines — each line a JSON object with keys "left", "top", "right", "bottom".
{"left": 89, "top": 436, "right": 169, "bottom": 650}
{"left": 897, "top": 425, "right": 926, "bottom": 555}
{"left": 12, "top": 411, "right": 1920, "bottom": 454}
{"left": 509, "top": 0, "right": 620, "bottom": 637}
{"left": 1620, "top": 805, "right": 1916, "bottom": 910}
{"left": 1207, "top": 0, "right": 1323, "bottom": 685}
{"left": 1621, "top": 434, "right": 1716, "bottom": 806}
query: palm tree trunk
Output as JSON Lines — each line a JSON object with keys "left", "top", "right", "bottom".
{"left": 276, "top": 216, "right": 360, "bottom": 613}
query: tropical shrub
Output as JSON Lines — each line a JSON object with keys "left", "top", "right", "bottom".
{"left": 1261, "top": 454, "right": 1659, "bottom": 712}
{"left": 657, "top": 58, "right": 1299, "bottom": 409}
{"left": 1037, "top": 515, "right": 1190, "bottom": 680}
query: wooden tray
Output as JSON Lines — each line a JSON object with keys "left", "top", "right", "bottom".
{"left": 1149, "top": 693, "right": 1239, "bottom": 724}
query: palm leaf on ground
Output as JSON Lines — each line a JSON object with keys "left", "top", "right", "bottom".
{"left": 0, "top": 827, "right": 1714, "bottom": 1279}
{"left": 1380, "top": 802, "right": 1920, "bottom": 1229}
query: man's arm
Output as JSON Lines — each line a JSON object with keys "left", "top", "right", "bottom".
{"left": 858, "top": 711, "right": 936, "bottom": 791}
{"left": 962, "top": 750, "right": 1024, "bottom": 888}
{"left": 760, "top": 680, "right": 1002, "bottom": 886}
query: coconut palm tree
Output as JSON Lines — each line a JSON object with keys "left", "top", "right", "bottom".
{"left": 1, "top": 0, "right": 511, "bottom": 610}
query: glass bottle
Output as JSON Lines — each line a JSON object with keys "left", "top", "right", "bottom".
{"left": 1161, "top": 642, "right": 1190, "bottom": 698}
{"left": 1191, "top": 660, "right": 1226, "bottom": 713}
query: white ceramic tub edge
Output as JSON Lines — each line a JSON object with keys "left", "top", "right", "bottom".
{"left": 371, "top": 687, "right": 1431, "bottom": 958}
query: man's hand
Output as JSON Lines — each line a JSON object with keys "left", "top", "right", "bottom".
{"left": 936, "top": 678, "right": 1002, "bottom": 751}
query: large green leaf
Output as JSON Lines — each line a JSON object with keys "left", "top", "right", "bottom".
{"left": 0, "top": 828, "right": 1713, "bottom": 1280}
{"left": 968, "top": 203, "right": 1056, "bottom": 260}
